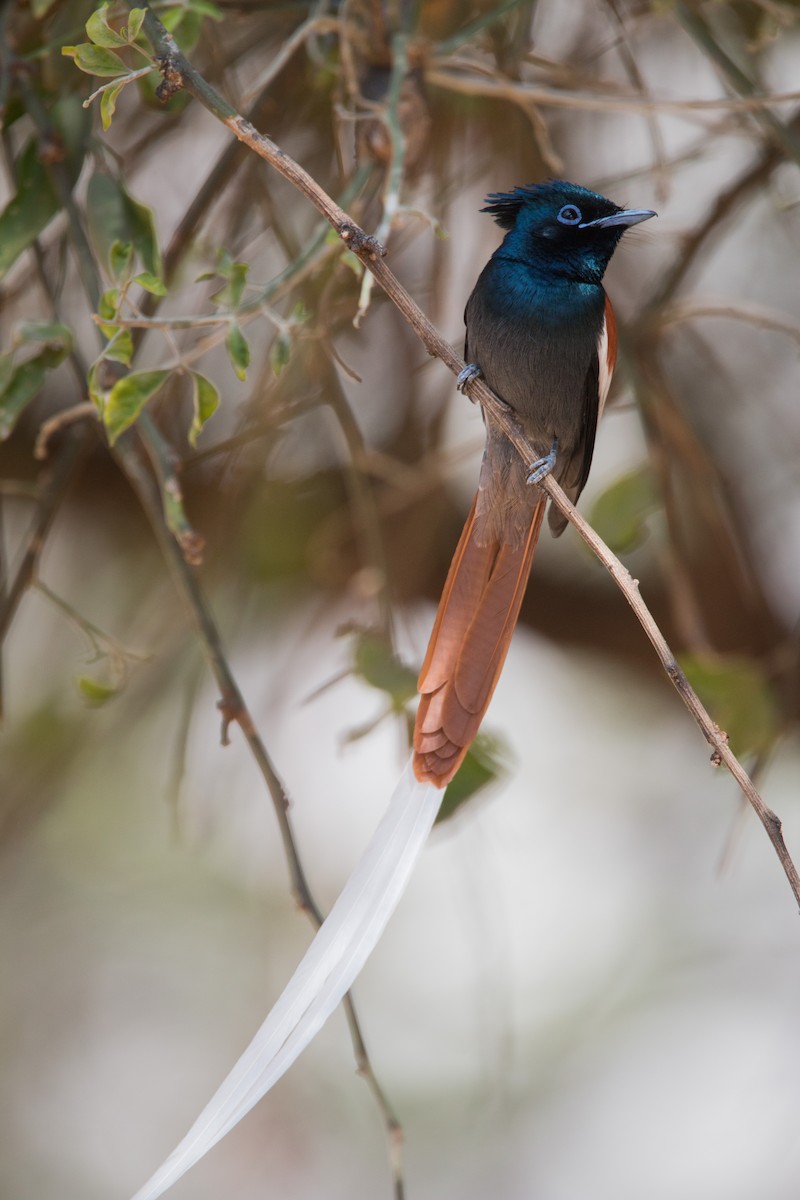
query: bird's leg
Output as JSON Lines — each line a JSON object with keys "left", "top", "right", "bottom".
{"left": 526, "top": 437, "right": 558, "bottom": 486}
{"left": 456, "top": 363, "right": 482, "bottom": 395}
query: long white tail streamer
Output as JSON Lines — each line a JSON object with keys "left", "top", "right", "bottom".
{"left": 130, "top": 759, "right": 441, "bottom": 1200}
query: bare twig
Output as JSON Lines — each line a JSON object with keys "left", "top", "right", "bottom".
{"left": 19, "top": 46, "right": 407, "bottom": 1189}
{"left": 424, "top": 63, "right": 800, "bottom": 117}
{"left": 112, "top": 427, "right": 407, "bottom": 1187}
{"left": 603, "top": 0, "right": 670, "bottom": 203}
{"left": 660, "top": 300, "right": 800, "bottom": 343}
{"left": 674, "top": 0, "right": 800, "bottom": 165}
{"left": 539, "top": 474, "right": 800, "bottom": 908}
{"left": 354, "top": 32, "right": 409, "bottom": 325}
{"left": 0, "top": 430, "right": 93, "bottom": 648}
{"left": 240, "top": 14, "right": 342, "bottom": 107}
{"left": 34, "top": 403, "right": 98, "bottom": 460}
{"left": 320, "top": 355, "right": 395, "bottom": 643}
{"left": 0, "top": 492, "right": 5, "bottom": 718}
{"left": 138, "top": 413, "right": 205, "bottom": 566}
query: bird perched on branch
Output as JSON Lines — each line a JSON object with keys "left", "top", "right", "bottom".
{"left": 128, "top": 181, "right": 656, "bottom": 1200}
{"left": 414, "top": 180, "right": 656, "bottom": 786}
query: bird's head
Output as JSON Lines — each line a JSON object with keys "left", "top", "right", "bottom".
{"left": 484, "top": 180, "right": 655, "bottom": 283}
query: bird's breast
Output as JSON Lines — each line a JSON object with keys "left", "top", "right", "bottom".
{"left": 465, "top": 262, "right": 604, "bottom": 438}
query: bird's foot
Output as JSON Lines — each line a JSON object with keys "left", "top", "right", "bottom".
{"left": 527, "top": 437, "right": 558, "bottom": 486}
{"left": 456, "top": 363, "right": 482, "bottom": 395}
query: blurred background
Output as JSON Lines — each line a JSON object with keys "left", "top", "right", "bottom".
{"left": 2, "top": 1, "right": 800, "bottom": 1197}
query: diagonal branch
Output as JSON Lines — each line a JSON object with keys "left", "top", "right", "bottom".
{"left": 17, "top": 49, "right": 407, "bottom": 1193}
{"left": 112, "top": 427, "right": 407, "bottom": 1189}
{"left": 137, "top": 1, "right": 800, "bottom": 910}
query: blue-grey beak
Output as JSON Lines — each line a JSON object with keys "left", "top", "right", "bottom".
{"left": 580, "top": 208, "right": 657, "bottom": 230}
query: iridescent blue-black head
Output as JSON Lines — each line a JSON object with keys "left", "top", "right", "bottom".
{"left": 483, "top": 180, "right": 655, "bottom": 283}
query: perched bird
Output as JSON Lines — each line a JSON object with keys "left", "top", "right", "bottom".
{"left": 128, "top": 181, "right": 655, "bottom": 1200}
{"left": 414, "top": 180, "right": 656, "bottom": 786}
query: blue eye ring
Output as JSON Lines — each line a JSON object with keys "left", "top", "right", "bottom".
{"left": 557, "top": 204, "right": 582, "bottom": 226}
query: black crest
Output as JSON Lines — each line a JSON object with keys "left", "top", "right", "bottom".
{"left": 481, "top": 180, "right": 623, "bottom": 230}
{"left": 481, "top": 184, "right": 545, "bottom": 229}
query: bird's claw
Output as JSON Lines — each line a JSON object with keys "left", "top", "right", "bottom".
{"left": 526, "top": 438, "right": 558, "bottom": 486}
{"left": 457, "top": 363, "right": 482, "bottom": 395}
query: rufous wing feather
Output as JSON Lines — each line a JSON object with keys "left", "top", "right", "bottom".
{"left": 413, "top": 496, "right": 546, "bottom": 786}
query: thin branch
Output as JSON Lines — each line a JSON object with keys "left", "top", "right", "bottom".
{"left": 0, "top": 115, "right": 98, "bottom": 654}
{"left": 0, "top": 430, "right": 93, "bottom": 648}
{"left": 34, "top": 575, "right": 148, "bottom": 677}
{"left": 137, "top": 5, "right": 800, "bottom": 909}
{"left": 603, "top": 0, "right": 670, "bottom": 204}
{"left": 643, "top": 162, "right": 774, "bottom": 312}
{"left": 19, "top": 47, "right": 407, "bottom": 1187}
{"left": 34, "top": 403, "right": 98, "bottom": 460}
{"left": 660, "top": 300, "right": 800, "bottom": 343}
{"left": 112, "top": 428, "right": 407, "bottom": 1185}
{"left": 424, "top": 63, "right": 800, "bottom": 117}
{"left": 322, "top": 356, "right": 394, "bottom": 643}
{"left": 0, "top": 492, "right": 5, "bottom": 718}
{"left": 674, "top": 0, "right": 800, "bottom": 166}
{"left": 138, "top": 413, "right": 205, "bottom": 567}
{"left": 433, "top": 0, "right": 530, "bottom": 56}
{"left": 354, "top": 31, "right": 409, "bottom": 325}
{"left": 240, "top": 14, "right": 342, "bottom": 107}
{"left": 540, "top": 475, "right": 800, "bottom": 908}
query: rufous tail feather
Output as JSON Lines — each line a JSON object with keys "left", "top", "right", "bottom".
{"left": 413, "top": 494, "right": 546, "bottom": 786}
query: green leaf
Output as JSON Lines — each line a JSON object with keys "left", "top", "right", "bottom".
{"left": 353, "top": 631, "right": 418, "bottom": 709}
{"left": 103, "top": 329, "right": 134, "bottom": 366}
{"left": 103, "top": 369, "right": 169, "bottom": 444}
{"left": 87, "top": 362, "right": 107, "bottom": 409}
{"left": 216, "top": 248, "right": 235, "bottom": 275}
{"left": 0, "top": 354, "right": 13, "bottom": 395}
{"left": 210, "top": 254, "right": 248, "bottom": 308}
{"left": 98, "top": 288, "right": 119, "bottom": 319}
{"left": 134, "top": 271, "right": 167, "bottom": 296}
{"left": 157, "top": 3, "right": 209, "bottom": 48}
{"left": 589, "top": 467, "right": 660, "bottom": 554}
{"left": 126, "top": 8, "right": 147, "bottom": 40}
{"left": 436, "top": 731, "right": 510, "bottom": 823}
{"left": 0, "top": 329, "right": 73, "bottom": 440}
{"left": 86, "top": 4, "right": 129, "bottom": 47}
{"left": 87, "top": 173, "right": 162, "bottom": 279}
{"left": 226, "top": 260, "right": 248, "bottom": 307}
{"left": 0, "top": 360, "right": 50, "bottom": 441}
{"left": 186, "top": 0, "right": 223, "bottom": 18}
{"left": 226, "top": 323, "right": 249, "bottom": 380}
{"left": 63, "top": 43, "right": 126, "bottom": 77}
{"left": 269, "top": 333, "right": 291, "bottom": 377}
{"left": 109, "top": 239, "right": 134, "bottom": 282}
{"left": 14, "top": 322, "right": 73, "bottom": 353}
{"left": 171, "top": 8, "right": 203, "bottom": 50}
{"left": 125, "top": 193, "right": 161, "bottom": 276}
{"left": 51, "top": 94, "right": 92, "bottom": 167}
{"left": 77, "top": 675, "right": 119, "bottom": 705}
{"left": 0, "top": 141, "right": 59, "bottom": 280}
{"left": 679, "top": 653, "right": 780, "bottom": 760}
{"left": 100, "top": 81, "right": 125, "bottom": 130}
{"left": 188, "top": 372, "right": 220, "bottom": 447}
{"left": 97, "top": 287, "right": 119, "bottom": 338}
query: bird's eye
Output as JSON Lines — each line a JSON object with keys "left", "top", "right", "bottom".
{"left": 557, "top": 204, "right": 582, "bottom": 226}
